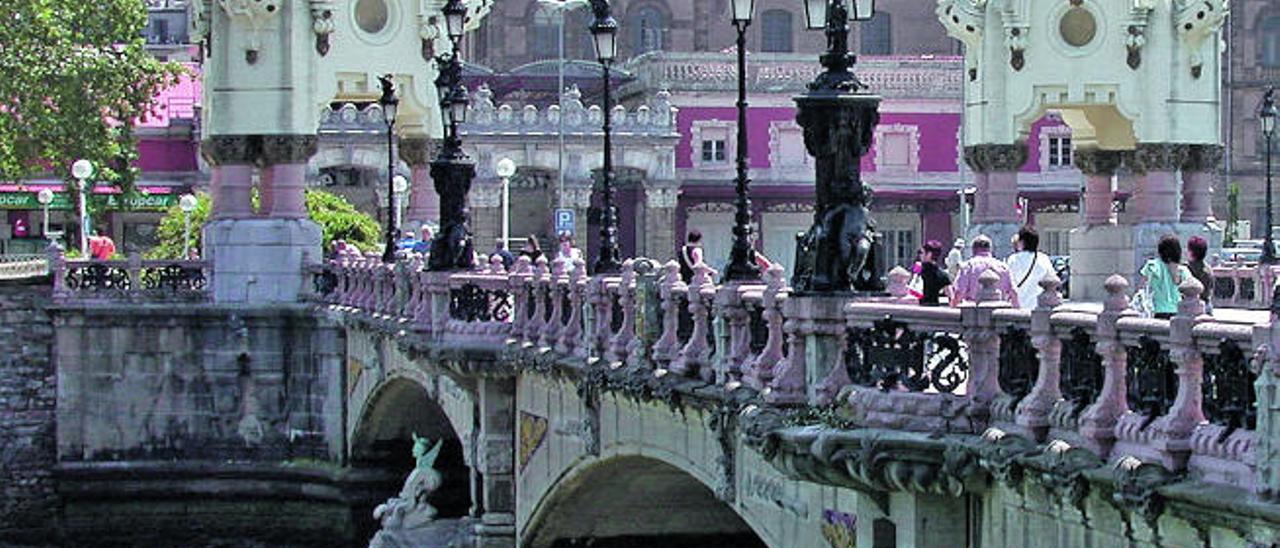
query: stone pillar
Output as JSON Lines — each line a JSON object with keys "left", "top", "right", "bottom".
{"left": 1130, "top": 144, "right": 1186, "bottom": 224}
{"left": 888, "top": 492, "right": 968, "bottom": 548}
{"left": 401, "top": 137, "right": 438, "bottom": 229}
{"left": 1253, "top": 301, "right": 1280, "bottom": 498}
{"left": 202, "top": 136, "right": 257, "bottom": 219}
{"left": 1180, "top": 145, "right": 1223, "bottom": 224}
{"left": 474, "top": 377, "right": 516, "bottom": 547}
{"left": 202, "top": 135, "right": 323, "bottom": 304}
{"left": 261, "top": 135, "right": 316, "bottom": 219}
{"left": 1068, "top": 149, "right": 1131, "bottom": 301}
{"left": 643, "top": 184, "right": 679, "bottom": 260}
{"left": 469, "top": 179, "right": 502, "bottom": 251}
{"left": 1074, "top": 148, "right": 1123, "bottom": 226}
{"left": 964, "top": 143, "right": 1027, "bottom": 258}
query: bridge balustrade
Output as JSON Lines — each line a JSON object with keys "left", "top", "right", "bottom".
{"left": 49, "top": 247, "right": 208, "bottom": 302}
{"left": 308, "top": 254, "right": 1266, "bottom": 490}
{"left": 1211, "top": 263, "right": 1277, "bottom": 309}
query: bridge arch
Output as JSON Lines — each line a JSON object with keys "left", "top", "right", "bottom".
{"left": 522, "top": 453, "right": 768, "bottom": 548}
{"left": 349, "top": 373, "right": 473, "bottom": 521}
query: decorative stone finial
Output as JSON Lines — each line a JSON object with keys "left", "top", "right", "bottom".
{"left": 1037, "top": 272, "right": 1063, "bottom": 309}
{"left": 1177, "top": 276, "right": 1206, "bottom": 317}
{"left": 977, "top": 269, "right": 1001, "bottom": 302}
{"left": 886, "top": 266, "right": 912, "bottom": 299}
{"left": 1104, "top": 274, "right": 1131, "bottom": 313}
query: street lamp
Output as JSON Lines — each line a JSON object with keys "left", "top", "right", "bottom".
{"left": 392, "top": 174, "right": 409, "bottom": 233}
{"left": 496, "top": 157, "right": 516, "bottom": 249}
{"left": 71, "top": 159, "right": 93, "bottom": 257}
{"left": 724, "top": 0, "right": 760, "bottom": 281}
{"left": 179, "top": 193, "right": 198, "bottom": 259}
{"left": 589, "top": 0, "right": 620, "bottom": 274}
{"left": 537, "top": 0, "right": 590, "bottom": 210}
{"left": 378, "top": 74, "right": 400, "bottom": 263}
{"left": 1262, "top": 88, "right": 1277, "bottom": 265}
{"left": 428, "top": 0, "right": 478, "bottom": 271}
{"left": 36, "top": 189, "right": 53, "bottom": 244}
{"left": 791, "top": 0, "right": 883, "bottom": 293}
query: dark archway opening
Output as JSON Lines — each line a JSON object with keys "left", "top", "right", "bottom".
{"left": 529, "top": 457, "right": 766, "bottom": 548}
{"left": 350, "top": 379, "right": 473, "bottom": 540}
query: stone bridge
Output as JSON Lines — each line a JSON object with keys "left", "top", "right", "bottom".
{"left": 6, "top": 250, "right": 1280, "bottom": 547}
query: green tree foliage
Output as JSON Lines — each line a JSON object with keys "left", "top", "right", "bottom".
{"left": 147, "top": 190, "right": 383, "bottom": 259}
{"left": 0, "top": 0, "right": 185, "bottom": 186}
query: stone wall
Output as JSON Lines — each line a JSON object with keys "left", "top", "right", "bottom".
{"left": 0, "top": 276, "right": 56, "bottom": 543}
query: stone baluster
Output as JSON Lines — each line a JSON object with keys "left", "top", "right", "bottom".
{"left": 579, "top": 275, "right": 605, "bottom": 359}
{"left": 652, "top": 261, "right": 685, "bottom": 368}
{"left": 48, "top": 244, "right": 68, "bottom": 299}
{"left": 1142, "top": 278, "right": 1210, "bottom": 469}
{"left": 671, "top": 263, "right": 716, "bottom": 381}
{"left": 354, "top": 257, "right": 370, "bottom": 310}
{"left": 627, "top": 259, "right": 663, "bottom": 369}
{"left": 1253, "top": 296, "right": 1280, "bottom": 498}
{"left": 765, "top": 314, "right": 809, "bottom": 405}
{"left": 712, "top": 282, "right": 752, "bottom": 386}
{"left": 509, "top": 256, "right": 532, "bottom": 339}
{"left": 488, "top": 254, "right": 506, "bottom": 274}
{"left": 393, "top": 260, "right": 411, "bottom": 317}
{"left": 526, "top": 257, "right": 549, "bottom": 344}
{"left": 1076, "top": 275, "right": 1133, "bottom": 456}
{"left": 1014, "top": 273, "right": 1064, "bottom": 440}
{"left": 399, "top": 258, "right": 418, "bottom": 319}
{"left": 607, "top": 260, "right": 638, "bottom": 364}
{"left": 413, "top": 259, "right": 432, "bottom": 327}
{"left": 743, "top": 264, "right": 787, "bottom": 390}
{"left": 381, "top": 264, "right": 397, "bottom": 315}
{"left": 127, "top": 253, "right": 143, "bottom": 291}
{"left": 963, "top": 270, "right": 1009, "bottom": 427}
{"left": 425, "top": 270, "right": 453, "bottom": 337}
{"left": 885, "top": 266, "right": 917, "bottom": 304}
{"left": 557, "top": 259, "right": 588, "bottom": 355}
{"left": 541, "top": 260, "right": 567, "bottom": 347}
{"left": 593, "top": 278, "right": 617, "bottom": 358}
{"left": 369, "top": 261, "right": 384, "bottom": 314}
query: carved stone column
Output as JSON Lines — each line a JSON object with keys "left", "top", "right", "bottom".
{"left": 743, "top": 265, "right": 788, "bottom": 390}
{"left": 1075, "top": 275, "right": 1134, "bottom": 457}
{"left": 963, "top": 270, "right": 1010, "bottom": 428}
{"left": 261, "top": 135, "right": 318, "bottom": 219}
{"left": 475, "top": 376, "right": 516, "bottom": 546}
{"left": 1144, "top": 278, "right": 1209, "bottom": 470}
{"left": 202, "top": 136, "right": 258, "bottom": 219}
{"left": 643, "top": 184, "right": 679, "bottom": 259}
{"left": 1074, "top": 148, "right": 1123, "bottom": 226}
{"left": 964, "top": 143, "right": 1027, "bottom": 257}
{"left": 400, "top": 136, "right": 438, "bottom": 229}
{"left": 1253, "top": 301, "right": 1280, "bottom": 498}
{"left": 1013, "top": 273, "right": 1063, "bottom": 440}
{"left": 1180, "top": 144, "right": 1224, "bottom": 223}
{"left": 1128, "top": 143, "right": 1187, "bottom": 224}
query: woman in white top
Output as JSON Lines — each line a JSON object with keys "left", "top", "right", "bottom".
{"left": 555, "top": 232, "right": 583, "bottom": 273}
{"left": 1005, "top": 226, "right": 1055, "bottom": 310}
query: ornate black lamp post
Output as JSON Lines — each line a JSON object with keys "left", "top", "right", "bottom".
{"left": 589, "top": 0, "right": 621, "bottom": 274}
{"left": 428, "top": 0, "right": 477, "bottom": 271}
{"left": 379, "top": 75, "right": 400, "bottom": 263}
{"left": 1261, "top": 88, "right": 1277, "bottom": 265}
{"left": 792, "top": 0, "right": 883, "bottom": 293}
{"left": 724, "top": 0, "right": 760, "bottom": 282}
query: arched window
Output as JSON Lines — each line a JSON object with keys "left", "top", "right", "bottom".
{"left": 632, "top": 5, "right": 665, "bottom": 55}
{"left": 1262, "top": 17, "right": 1280, "bottom": 67}
{"left": 859, "top": 12, "right": 891, "bottom": 55}
{"left": 530, "top": 7, "right": 558, "bottom": 61}
{"left": 760, "top": 10, "right": 793, "bottom": 53}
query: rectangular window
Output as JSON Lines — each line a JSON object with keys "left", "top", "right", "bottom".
{"left": 1048, "top": 137, "right": 1072, "bottom": 167}
{"left": 701, "top": 140, "right": 726, "bottom": 163}
{"left": 884, "top": 229, "right": 917, "bottom": 270}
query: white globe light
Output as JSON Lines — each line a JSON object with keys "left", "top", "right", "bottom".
{"left": 179, "top": 193, "right": 199, "bottom": 213}
{"left": 495, "top": 157, "right": 517, "bottom": 178}
{"left": 71, "top": 159, "right": 94, "bottom": 180}
{"left": 393, "top": 174, "right": 409, "bottom": 193}
{"left": 36, "top": 189, "right": 54, "bottom": 206}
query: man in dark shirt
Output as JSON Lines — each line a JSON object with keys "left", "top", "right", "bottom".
{"left": 919, "top": 239, "right": 952, "bottom": 306}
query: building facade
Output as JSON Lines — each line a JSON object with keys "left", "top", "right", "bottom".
{"left": 1224, "top": 1, "right": 1280, "bottom": 238}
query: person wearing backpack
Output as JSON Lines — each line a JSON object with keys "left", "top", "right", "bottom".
{"left": 1005, "top": 225, "right": 1055, "bottom": 310}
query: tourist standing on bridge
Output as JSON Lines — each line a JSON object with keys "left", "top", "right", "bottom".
{"left": 1137, "top": 235, "right": 1190, "bottom": 320}
{"left": 520, "top": 235, "right": 543, "bottom": 263}
{"left": 918, "top": 240, "right": 952, "bottom": 306}
{"left": 678, "top": 230, "right": 705, "bottom": 283}
{"left": 1006, "top": 225, "right": 1055, "bottom": 310}
{"left": 1186, "top": 235, "right": 1213, "bottom": 311}
{"left": 88, "top": 227, "right": 115, "bottom": 260}
{"left": 555, "top": 232, "right": 582, "bottom": 274}
{"left": 945, "top": 238, "right": 964, "bottom": 280}
{"left": 951, "top": 235, "right": 1017, "bottom": 307}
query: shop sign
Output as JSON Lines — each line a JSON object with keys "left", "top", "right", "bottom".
{"left": 0, "top": 191, "right": 177, "bottom": 211}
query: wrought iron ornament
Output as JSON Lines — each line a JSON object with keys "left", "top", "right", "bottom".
{"left": 998, "top": 326, "right": 1039, "bottom": 404}
{"left": 845, "top": 317, "right": 970, "bottom": 393}
{"left": 449, "top": 284, "right": 512, "bottom": 322}
{"left": 1125, "top": 336, "right": 1177, "bottom": 427}
{"left": 1059, "top": 327, "right": 1103, "bottom": 416}
{"left": 1202, "top": 339, "right": 1257, "bottom": 439}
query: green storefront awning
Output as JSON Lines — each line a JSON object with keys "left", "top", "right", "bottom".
{"left": 0, "top": 192, "right": 178, "bottom": 211}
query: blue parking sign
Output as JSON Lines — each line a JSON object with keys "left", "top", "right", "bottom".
{"left": 555, "top": 208, "right": 575, "bottom": 234}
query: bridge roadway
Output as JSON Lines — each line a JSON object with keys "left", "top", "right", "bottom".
{"left": 24, "top": 253, "right": 1280, "bottom": 547}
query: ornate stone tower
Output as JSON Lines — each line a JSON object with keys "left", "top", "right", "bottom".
{"left": 938, "top": 0, "right": 1226, "bottom": 299}
{"left": 192, "top": 0, "right": 491, "bottom": 303}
